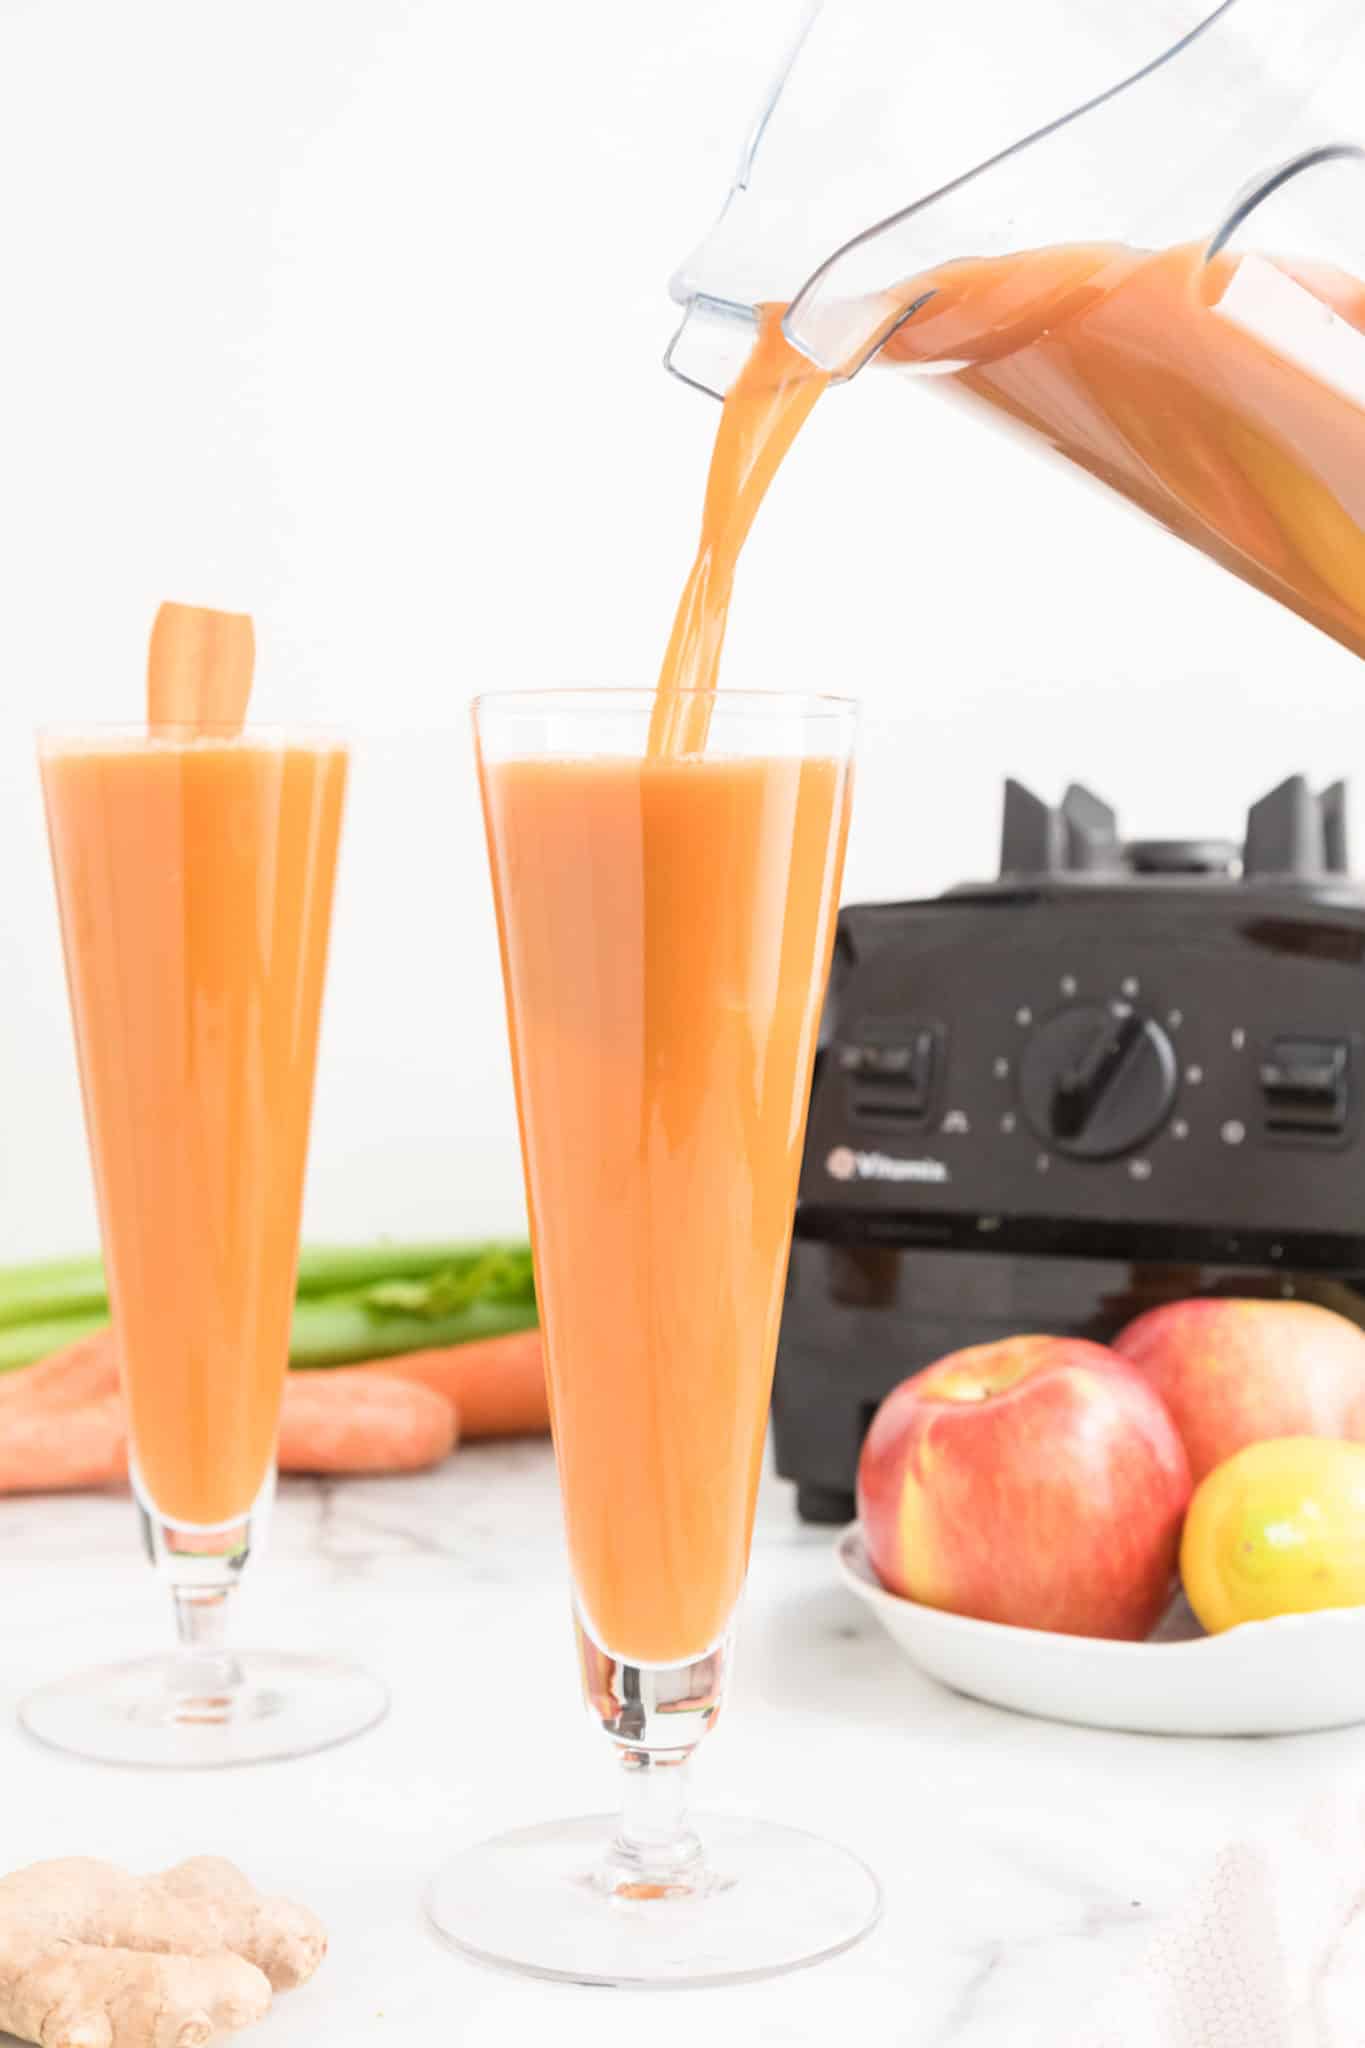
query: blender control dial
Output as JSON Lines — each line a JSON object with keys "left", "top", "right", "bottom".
{"left": 1018, "top": 1004, "right": 1178, "bottom": 1160}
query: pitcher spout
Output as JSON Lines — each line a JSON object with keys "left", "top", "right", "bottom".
{"left": 664, "top": 296, "right": 760, "bottom": 403}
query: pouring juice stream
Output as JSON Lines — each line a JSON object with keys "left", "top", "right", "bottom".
{"left": 648, "top": 306, "right": 828, "bottom": 756}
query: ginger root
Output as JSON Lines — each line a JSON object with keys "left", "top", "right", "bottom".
{"left": 0, "top": 1857, "right": 325, "bottom": 2048}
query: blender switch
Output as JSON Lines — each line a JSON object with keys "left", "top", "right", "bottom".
{"left": 844, "top": 1028, "right": 939, "bottom": 1120}
{"left": 1259, "top": 1038, "right": 1349, "bottom": 1133}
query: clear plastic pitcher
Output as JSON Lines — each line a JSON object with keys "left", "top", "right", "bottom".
{"left": 665, "top": 0, "right": 1365, "bottom": 660}
{"left": 668, "top": 0, "right": 1365, "bottom": 391}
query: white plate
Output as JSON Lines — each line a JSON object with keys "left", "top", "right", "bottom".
{"left": 836, "top": 1524, "right": 1365, "bottom": 1736}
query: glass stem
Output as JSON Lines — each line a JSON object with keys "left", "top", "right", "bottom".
{"left": 606, "top": 1748, "right": 703, "bottom": 1898}
{"left": 574, "top": 1616, "right": 732, "bottom": 1898}
{"left": 134, "top": 1466, "right": 270, "bottom": 1716}
{"left": 171, "top": 1583, "right": 245, "bottom": 1698}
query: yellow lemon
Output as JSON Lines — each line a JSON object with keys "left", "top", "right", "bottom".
{"left": 1181, "top": 1437, "right": 1365, "bottom": 1633}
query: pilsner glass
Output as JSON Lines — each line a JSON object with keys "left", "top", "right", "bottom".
{"left": 427, "top": 688, "right": 880, "bottom": 1986}
{"left": 25, "top": 724, "right": 388, "bottom": 1766}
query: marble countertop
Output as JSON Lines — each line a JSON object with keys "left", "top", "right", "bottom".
{"left": 2, "top": 1443, "right": 1360, "bottom": 2048}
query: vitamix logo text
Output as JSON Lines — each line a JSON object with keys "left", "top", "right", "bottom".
{"left": 825, "top": 1147, "right": 949, "bottom": 1186}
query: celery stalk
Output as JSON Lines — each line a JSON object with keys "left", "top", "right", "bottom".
{"left": 288, "top": 1295, "right": 537, "bottom": 1369}
{"left": 293, "top": 1242, "right": 520, "bottom": 1298}
{"left": 0, "top": 1310, "right": 110, "bottom": 1373}
{"left": 0, "top": 1240, "right": 536, "bottom": 1376}
{"left": 0, "top": 1243, "right": 503, "bottom": 1329}
{"left": 0, "top": 1256, "right": 106, "bottom": 1333}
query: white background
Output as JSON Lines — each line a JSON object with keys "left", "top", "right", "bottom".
{"left": 3, "top": 0, "right": 1363, "bottom": 1259}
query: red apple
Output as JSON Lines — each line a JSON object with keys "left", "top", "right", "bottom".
{"left": 1113, "top": 1298, "right": 1365, "bottom": 1484}
{"left": 857, "top": 1335, "right": 1191, "bottom": 1639}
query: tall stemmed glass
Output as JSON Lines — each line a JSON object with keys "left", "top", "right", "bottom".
{"left": 428, "top": 688, "right": 880, "bottom": 1986}
{"left": 25, "top": 724, "right": 388, "bottom": 1766}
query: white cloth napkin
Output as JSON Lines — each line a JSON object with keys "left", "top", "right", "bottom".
{"left": 1071, "top": 1794, "right": 1365, "bottom": 2047}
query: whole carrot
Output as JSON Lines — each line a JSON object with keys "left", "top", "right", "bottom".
{"left": 367, "top": 1328, "right": 549, "bottom": 1437}
{"left": 0, "top": 1329, "right": 118, "bottom": 1408}
{"left": 0, "top": 1337, "right": 459, "bottom": 1492}
{"left": 0, "top": 1395, "right": 127, "bottom": 1493}
{"left": 0, "top": 1329, "right": 128, "bottom": 1493}
{"left": 276, "top": 1367, "right": 458, "bottom": 1475}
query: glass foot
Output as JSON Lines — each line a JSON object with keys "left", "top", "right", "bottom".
{"left": 19, "top": 1652, "right": 389, "bottom": 1768}
{"left": 426, "top": 1813, "right": 882, "bottom": 1988}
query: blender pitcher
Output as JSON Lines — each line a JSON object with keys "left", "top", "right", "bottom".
{"left": 666, "top": 0, "right": 1365, "bottom": 660}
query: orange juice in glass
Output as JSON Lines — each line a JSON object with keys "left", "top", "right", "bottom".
{"left": 427, "top": 689, "right": 879, "bottom": 1987}
{"left": 27, "top": 725, "right": 387, "bottom": 1767}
